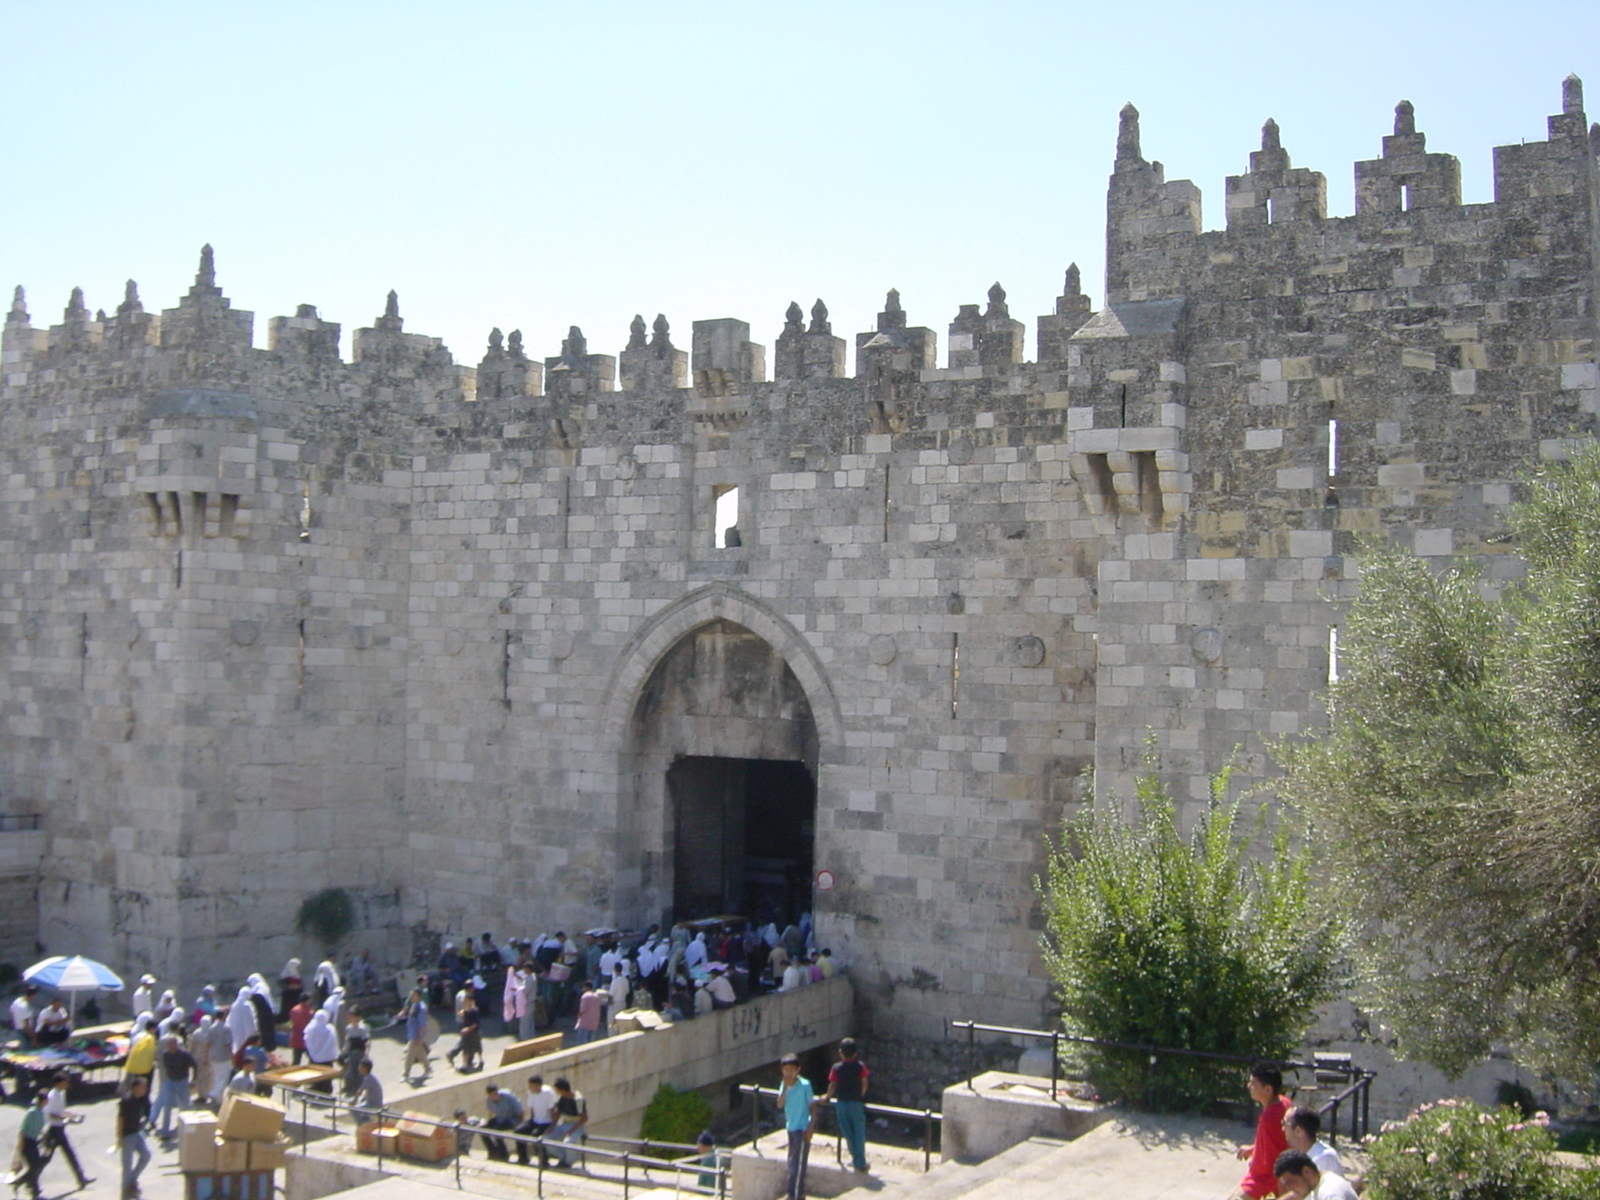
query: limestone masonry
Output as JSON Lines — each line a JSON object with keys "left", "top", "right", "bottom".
{"left": 2, "top": 80, "right": 1597, "bottom": 1038}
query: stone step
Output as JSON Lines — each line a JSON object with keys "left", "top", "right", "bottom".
{"left": 833, "top": 1134, "right": 1069, "bottom": 1200}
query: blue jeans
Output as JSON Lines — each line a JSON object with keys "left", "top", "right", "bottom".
{"left": 121, "top": 1132, "right": 151, "bottom": 1195}
{"left": 550, "top": 1120, "right": 585, "bottom": 1166}
{"left": 152, "top": 1074, "right": 188, "bottom": 1136}
{"left": 835, "top": 1100, "right": 867, "bottom": 1170}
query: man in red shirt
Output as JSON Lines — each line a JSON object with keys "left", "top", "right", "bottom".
{"left": 288, "top": 996, "right": 316, "bottom": 1065}
{"left": 822, "top": 1038, "right": 870, "bottom": 1173}
{"left": 1233, "top": 1063, "right": 1292, "bottom": 1198}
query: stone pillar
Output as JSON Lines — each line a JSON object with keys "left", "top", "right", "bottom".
{"left": 476, "top": 328, "right": 543, "bottom": 400}
{"left": 775, "top": 300, "right": 846, "bottom": 381}
{"left": 544, "top": 325, "right": 617, "bottom": 397}
{"left": 1355, "top": 101, "right": 1462, "bottom": 214}
{"left": 1105, "top": 103, "right": 1202, "bottom": 304}
{"left": 1037, "top": 264, "right": 1093, "bottom": 364}
{"left": 1223, "top": 119, "right": 1328, "bottom": 229}
{"left": 619, "top": 313, "right": 688, "bottom": 391}
{"left": 268, "top": 303, "right": 342, "bottom": 363}
{"left": 691, "top": 318, "right": 765, "bottom": 396}
{"left": 158, "top": 245, "right": 254, "bottom": 351}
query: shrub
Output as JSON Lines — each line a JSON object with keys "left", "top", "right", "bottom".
{"left": 1365, "top": 1097, "right": 1597, "bottom": 1200}
{"left": 296, "top": 887, "right": 357, "bottom": 948}
{"left": 1038, "top": 765, "right": 1343, "bottom": 1110}
{"left": 639, "top": 1083, "right": 714, "bottom": 1146}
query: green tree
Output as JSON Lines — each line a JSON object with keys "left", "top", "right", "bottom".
{"left": 1275, "top": 444, "right": 1600, "bottom": 1082}
{"left": 1038, "top": 766, "right": 1343, "bottom": 1109}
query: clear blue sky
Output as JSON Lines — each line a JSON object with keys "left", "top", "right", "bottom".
{"left": 3, "top": 1, "right": 1595, "bottom": 373}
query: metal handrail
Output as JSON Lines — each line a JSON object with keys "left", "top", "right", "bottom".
{"left": 276, "top": 1084, "right": 730, "bottom": 1198}
{"left": 738, "top": 1083, "right": 941, "bottom": 1172}
{"left": 944, "top": 1019, "right": 1376, "bottom": 1145}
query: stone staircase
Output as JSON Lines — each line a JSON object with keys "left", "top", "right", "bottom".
{"left": 835, "top": 1113, "right": 1246, "bottom": 1200}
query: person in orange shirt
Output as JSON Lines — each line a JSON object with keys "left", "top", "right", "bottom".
{"left": 1233, "top": 1063, "right": 1292, "bottom": 1198}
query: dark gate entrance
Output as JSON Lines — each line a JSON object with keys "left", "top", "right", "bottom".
{"left": 669, "top": 755, "right": 815, "bottom": 924}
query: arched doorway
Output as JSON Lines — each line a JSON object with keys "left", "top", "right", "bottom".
{"left": 629, "top": 618, "right": 819, "bottom": 927}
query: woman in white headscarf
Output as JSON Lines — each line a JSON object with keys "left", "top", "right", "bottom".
{"left": 189, "top": 1014, "right": 216, "bottom": 1100}
{"left": 279, "top": 958, "right": 303, "bottom": 1021}
{"left": 154, "top": 990, "right": 177, "bottom": 1025}
{"left": 205, "top": 1013, "right": 236, "bottom": 1103}
{"left": 245, "top": 976, "right": 279, "bottom": 1050}
{"left": 304, "top": 1010, "right": 338, "bottom": 1067}
{"left": 685, "top": 932, "right": 708, "bottom": 970}
{"left": 247, "top": 973, "right": 274, "bottom": 1007}
{"left": 226, "top": 987, "right": 258, "bottom": 1054}
{"left": 321, "top": 987, "right": 346, "bottom": 1050}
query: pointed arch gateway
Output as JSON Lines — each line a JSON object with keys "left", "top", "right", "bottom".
{"left": 600, "top": 585, "right": 843, "bottom": 929}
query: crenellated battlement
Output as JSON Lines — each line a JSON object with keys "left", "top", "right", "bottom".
{"left": 0, "top": 79, "right": 1596, "bottom": 1043}
{"left": 5, "top": 80, "right": 1593, "bottom": 409}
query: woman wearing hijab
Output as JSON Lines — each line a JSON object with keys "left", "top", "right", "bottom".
{"left": 278, "top": 958, "right": 303, "bottom": 1021}
{"left": 685, "top": 932, "right": 708, "bottom": 971}
{"left": 154, "top": 990, "right": 177, "bottom": 1025}
{"left": 245, "top": 978, "right": 279, "bottom": 1051}
{"left": 188, "top": 1015, "right": 216, "bottom": 1101}
{"left": 303, "top": 1010, "right": 339, "bottom": 1093}
{"left": 313, "top": 959, "right": 341, "bottom": 1007}
{"left": 192, "top": 985, "right": 218, "bottom": 1023}
{"left": 205, "top": 1015, "right": 236, "bottom": 1103}
{"left": 225, "top": 988, "right": 258, "bottom": 1054}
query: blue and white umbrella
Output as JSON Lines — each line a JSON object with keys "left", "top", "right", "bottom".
{"left": 23, "top": 955, "right": 124, "bottom": 1020}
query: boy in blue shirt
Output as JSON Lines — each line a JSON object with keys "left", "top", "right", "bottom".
{"left": 777, "top": 1053, "right": 815, "bottom": 1200}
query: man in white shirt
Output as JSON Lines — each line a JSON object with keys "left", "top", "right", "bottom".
{"left": 1282, "top": 1106, "right": 1342, "bottom": 1177}
{"left": 607, "top": 964, "right": 631, "bottom": 1030}
{"left": 515, "top": 1074, "right": 560, "bottom": 1166}
{"left": 10, "top": 985, "right": 37, "bottom": 1046}
{"left": 706, "top": 967, "right": 736, "bottom": 1010}
{"left": 1273, "top": 1150, "right": 1358, "bottom": 1200}
{"left": 780, "top": 961, "right": 805, "bottom": 992}
{"left": 132, "top": 974, "right": 156, "bottom": 1018}
{"left": 44, "top": 1075, "right": 92, "bottom": 1188}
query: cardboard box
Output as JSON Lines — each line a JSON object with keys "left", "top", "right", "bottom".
{"left": 213, "top": 1136, "right": 250, "bottom": 1173}
{"left": 248, "top": 1135, "right": 292, "bottom": 1171}
{"left": 396, "top": 1112, "right": 453, "bottom": 1163}
{"left": 498, "top": 1031, "right": 564, "bottom": 1067}
{"left": 356, "top": 1123, "right": 401, "bottom": 1156}
{"left": 178, "top": 1112, "right": 219, "bottom": 1172}
{"left": 218, "top": 1091, "right": 287, "bottom": 1143}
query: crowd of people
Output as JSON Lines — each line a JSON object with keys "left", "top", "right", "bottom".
{"left": 4, "top": 912, "right": 840, "bottom": 1197}
{"left": 5, "top": 957, "right": 380, "bottom": 1199}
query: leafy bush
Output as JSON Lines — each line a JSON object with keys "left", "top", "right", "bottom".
{"left": 639, "top": 1083, "right": 714, "bottom": 1146}
{"left": 1365, "top": 1097, "right": 1597, "bottom": 1199}
{"left": 1038, "top": 765, "right": 1343, "bottom": 1110}
{"left": 296, "top": 887, "right": 357, "bottom": 948}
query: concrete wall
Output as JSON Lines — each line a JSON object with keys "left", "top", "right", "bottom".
{"left": 395, "top": 975, "right": 853, "bottom": 1138}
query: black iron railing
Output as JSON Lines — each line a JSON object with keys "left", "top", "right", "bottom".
{"left": 945, "top": 1019, "right": 1374, "bottom": 1146}
{"left": 737, "top": 1083, "right": 941, "bottom": 1172}
{"left": 277, "top": 1085, "right": 730, "bottom": 1198}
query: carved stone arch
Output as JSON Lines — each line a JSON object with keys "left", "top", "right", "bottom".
{"left": 598, "top": 582, "right": 844, "bottom": 752}
{"left": 600, "top": 584, "right": 843, "bottom": 928}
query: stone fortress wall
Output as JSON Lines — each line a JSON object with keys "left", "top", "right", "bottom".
{"left": 0, "top": 79, "right": 1595, "bottom": 1043}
